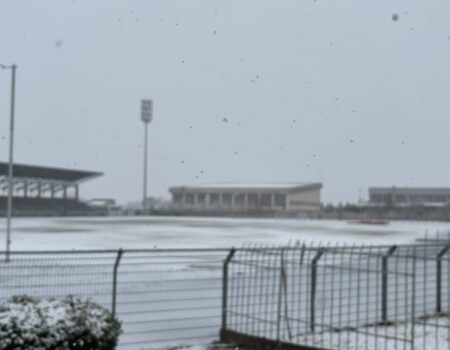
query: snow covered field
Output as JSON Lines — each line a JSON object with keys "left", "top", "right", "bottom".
{"left": 0, "top": 216, "right": 450, "bottom": 251}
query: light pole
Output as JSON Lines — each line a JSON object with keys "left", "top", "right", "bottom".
{"left": 1, "top": 63, "right": 17, "bottom": 262}
{"left": 141, "top": 99, "right": 153, "bottom": 213}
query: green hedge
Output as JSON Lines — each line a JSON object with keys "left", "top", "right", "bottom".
{"left": 0, "top": 295, "right": 121, "bottom": 350}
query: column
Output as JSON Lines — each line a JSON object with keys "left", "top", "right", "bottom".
{"left": 219, "top": 193, "right": 223, "bottom": 209}
{"left": 23, "top": 180, "right": 28, "bottom": 198}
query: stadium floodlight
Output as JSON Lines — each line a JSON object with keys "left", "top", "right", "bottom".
{"left": 0, "top": 63, "right": 17, "bottom": 262}
{"left": 141, "top": 99, "right": 153, "bottom": 212}
{"left": 141, "top": 99, "right": 153, "bottom": 124}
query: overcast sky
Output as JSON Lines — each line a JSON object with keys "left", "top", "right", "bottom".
{"left": 1, "top": 0, "right": 450, "bottom": 205}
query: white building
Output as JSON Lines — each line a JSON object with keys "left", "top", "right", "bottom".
{"left": 369, "top": 187, "right": 450, "bottom": 206}
{"left": 169, "top": 183, "right": 322, "bottom": 214}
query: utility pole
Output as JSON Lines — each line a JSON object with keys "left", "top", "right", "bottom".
{"left": 141, "top": 99, "right": 153, "bottom": 213}
{"left": 1, "top": 63, "right": 17, "bottom": 262}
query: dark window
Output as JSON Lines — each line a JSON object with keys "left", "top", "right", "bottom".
{"left": 235, "top": 194, "right": 245, "bottom": 206}
{"left": 248, "top": 194, "right": 258, "bottom": 206}
{"left": 410, "top": 195, "right": 421, "bottom": 203}
{"left": 274, "top": 194, "right": 286, "bottom": 207}
{"left": 222, "top": 193, "right": 232, "bottom": 205}
{"left": 260, "top": 194, "right": 271, "bottom": 206}
{"left": 421, "top": 195, "right": 433, "bottom": 202}
{"left": 370, "top": 194, "right": 382, "bottom": 203}
{"left": 197, "top": 193, "right": 206, "bottom": 204}
{"left": 186, "top": 193, "right": 194, "bottom": 204}
{"left": 173, "top": 193, "right": 182, "bottom": 203}
{"left": 394, "top": 195, "right": 406, "bottom": 203}
{"left": 210, "top": 193, "right": 220, "bottom": 204}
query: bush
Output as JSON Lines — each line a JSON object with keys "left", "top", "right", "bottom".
{"left": 0, "top": 295, "right": 121, "bottom": 350}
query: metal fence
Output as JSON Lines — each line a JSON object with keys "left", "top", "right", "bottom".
{"left": 1, "top": 238, "right": 450, "bottom": 350}
{"left": 221, "top": 236, "right": 450, "bottom": 350}
{"left": 0, "top": 248, "right": 230, "bottom": 350}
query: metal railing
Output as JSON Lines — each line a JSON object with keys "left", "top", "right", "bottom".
{"left": 1, "top": 236, "right": 449, "bottom": 350}
{"left": 221, "top": 236, "right": 450, "bottom": 350}
{"left": 0, "top": 248, "right": 231, "bottom": 350}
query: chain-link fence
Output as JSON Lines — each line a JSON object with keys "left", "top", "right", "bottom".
{"left": 0, "top": 248, "right": 230, "bottom": 350}
{"left": 221, "top": 236, "right": 450, "bottom": 350}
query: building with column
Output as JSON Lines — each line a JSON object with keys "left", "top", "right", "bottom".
{"left": 169, "top": 182, "right": 322, "bottom": 216}
{"left": 369, "top": 187, "right": 450, "bottom": 206}
{"left": 0, "top": 162, "right": 103, "bottom": 216}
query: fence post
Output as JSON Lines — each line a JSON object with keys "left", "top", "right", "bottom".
{"left": 276, "top": 248, "right": 286, "bottom": 342}
{"left": 411, "top": 246, "right": 417, "bottom": 350}
{"left": 112, "top": 248, "right": 123, "bottom": 317}
{"left": 436, "top": 244, "right": 450, "bottom": 314}
{"left": 381, "top": 245, "right": 397, "bottom": 323}
{"left": 221, "top": 248, "right": 236, "bottom": 338}
{"left": 310, "top": 248, "right": 324, "bottom": 332}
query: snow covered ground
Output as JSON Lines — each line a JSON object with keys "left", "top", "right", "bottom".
{"left": 0, "top": 216, "right": 449, "bottom": 251}
{"left": 299, "top": 317, "right": 450, "bottom": 350}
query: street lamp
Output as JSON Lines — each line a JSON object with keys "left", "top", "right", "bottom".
{"left": 0, "top": 63, "right": 17, "bottom": 262}
{"left": 141, "top": 99, "right": 153, "bottom": 213}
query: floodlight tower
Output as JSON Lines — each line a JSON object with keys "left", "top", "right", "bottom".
{"left": 141, "top": 99, "right": 153, "bottom": 213}
{"left": 0, "top": 63, "right": 17, "bottom": 262}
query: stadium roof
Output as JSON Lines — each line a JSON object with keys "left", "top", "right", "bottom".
{"left": 170, "top": 182, "right": 322, "bottom": 193}
{"left": 0, "top": 162, "right": 102, "bottom": 183}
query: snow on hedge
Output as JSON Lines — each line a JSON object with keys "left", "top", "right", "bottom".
{"left": 0, "top": 295, "right": 121, "bottom": 350}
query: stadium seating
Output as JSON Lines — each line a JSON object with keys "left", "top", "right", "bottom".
{"left": 0, "top": 197, "right": 104, "bottom": 217}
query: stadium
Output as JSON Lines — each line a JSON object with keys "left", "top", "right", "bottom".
{"left": 169, "top": 182, "right": 323, "bottom": 216}
{"left": 0, "top": 161, "right": 103, "bottom": 216}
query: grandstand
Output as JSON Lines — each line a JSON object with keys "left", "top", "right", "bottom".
{"left": 0, "top": 162, "right": 103, "bottom": 217}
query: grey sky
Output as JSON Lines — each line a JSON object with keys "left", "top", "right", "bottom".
{"left": 1, "top": 0, "right": 450, "bottom": 205}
